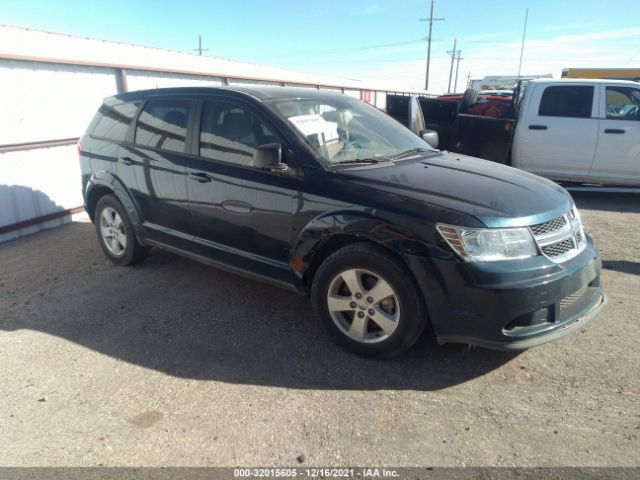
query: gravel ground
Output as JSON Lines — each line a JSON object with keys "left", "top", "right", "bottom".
{"left": 0, "top": 192, "right": 638, "bottom": 467}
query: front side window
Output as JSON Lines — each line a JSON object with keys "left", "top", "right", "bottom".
{"left": 266, "top": 95, "right": 432, "bottom": 164}
{"left": 605, "top": 86, "right": 640, "bottom": 120}
{"left": 135, "top": 100, "right": 190, "bottom": 153}
{"left": 538, "top": 86, "right": 594, "bottom": 118}
{"left": 199, "top": 101, "right": 281, "bottom": 166}
{"left": 91, "top": 101, "right": 138, "bottom": 142}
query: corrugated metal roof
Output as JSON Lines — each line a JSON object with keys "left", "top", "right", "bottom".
{"left": 0, "top": 25, "right": 426, "bottom": 94}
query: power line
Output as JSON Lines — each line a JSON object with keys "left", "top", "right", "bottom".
{"left": 419, "top": 0, "right": 444, "bottom": 91}
{"left": 193, "top": 34, "right": 209, "bottom": 56}
{"left": 626, "top": 46, "right": 640, "bottom": 64}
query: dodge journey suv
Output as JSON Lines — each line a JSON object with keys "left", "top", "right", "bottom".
{"left": 79, "top": 86, "right": 605, "bottom": 357}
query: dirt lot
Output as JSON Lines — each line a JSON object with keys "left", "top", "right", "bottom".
{"left": 0, "top": 192, "right": 638, "bottom": 467}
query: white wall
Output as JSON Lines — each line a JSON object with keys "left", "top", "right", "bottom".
{"left": 0, "top": 144, "right": 81, "bottom": 242}
{"left": 228, "top": 78, "right": 282, "bottom": 86}
{"left": 126, "top": 70, "right": 224, "bottom": 91}
{"left": 0, "top": 60, "right": 117, "bottom": 144}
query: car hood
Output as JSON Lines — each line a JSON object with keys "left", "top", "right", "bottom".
{"left": 335, "top": 152, "right": 573, "bottom": 228}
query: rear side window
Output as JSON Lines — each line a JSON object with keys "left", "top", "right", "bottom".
{"left": 135, "top": 100, "right": 190, "bottom": 153}
{"left": 91, "top": 101, "right": 139, "bottom": 142}
{"left": 538, "top": 86, "right": 594, "bottom": 118}
{"left": 386, "top": 95, "right": 410, "bottom": 124}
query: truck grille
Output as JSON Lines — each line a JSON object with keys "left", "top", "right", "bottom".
{"left": 541, "top": 237, "right": 574, "bottom": 257}
{"left": 529, "top": 209, "right": 586, "bottom": 263}
{"left": 530, "top": 216, "right": 567, "bottom": 236}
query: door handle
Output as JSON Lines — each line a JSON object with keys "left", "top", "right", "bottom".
{"left": 604, "top": 128, "right": 625, "bottom": 134}
{"left": 119, "top": 156, "right": 134, "bottom": 166}
{"left": 222, "top": 200, "right": 252, "bottom": 214}
{"left": 529, "top": 125, "right": 547, "bottom": 130}
{"left": 188, "top": 172, "right": 212, "bottom": 183}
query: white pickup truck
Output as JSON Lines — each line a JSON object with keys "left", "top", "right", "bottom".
{"left": 414, "top": 79, "right": 640, "bottom": 187}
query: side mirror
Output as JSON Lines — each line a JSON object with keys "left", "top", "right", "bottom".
{"left": 253, "top": 143, "right": 288, "bottom": 172}
{"left": 420, "top": 129, "right": 439, "bottom": 149}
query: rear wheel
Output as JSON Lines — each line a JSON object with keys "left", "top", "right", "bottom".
{"left": 95, "top": 194, "right": 149, "bottom": 266}
{"left": 311, "top": 243, "right": 428, "bottom": 358}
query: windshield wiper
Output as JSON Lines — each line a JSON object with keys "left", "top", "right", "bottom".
{"left": 331, "top": 157, "right": 386, "bottom": 166}
{"left": 389, "top": 147, "right": 434, "bottom": 161}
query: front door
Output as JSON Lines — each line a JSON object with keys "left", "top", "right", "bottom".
{"left": 591, "top": 84, "right": 640, "bottom": 184}
{"left": 185, "top": 97, "right": 300, "bottom": 282}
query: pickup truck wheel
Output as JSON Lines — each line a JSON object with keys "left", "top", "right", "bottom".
{"left": 95, "top": 194, "right": 149, "bottom": 266}
{"left": 311, "top": 243, "right": 428, "bottom": 358}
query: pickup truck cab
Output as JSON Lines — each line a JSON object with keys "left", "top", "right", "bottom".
{"left": 511, "top": 79, "right": 640, "bottom": 186}
{"left": 417, "top": 79, "right": 640, "bottom": 187}
{"left": 79, "top": 86, "right": 604, "bottom": 357}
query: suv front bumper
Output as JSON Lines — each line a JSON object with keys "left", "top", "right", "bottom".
{"left": 406, "top": 235, "right": 605, "bottom": 350}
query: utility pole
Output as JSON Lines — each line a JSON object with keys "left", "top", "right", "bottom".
{"left": 465, "top": 71, "right": 472, "bottom": 89}
{"left": 193, "top": 34, "right": 209, "bottom": 56}
{"left": 419, "top": 0, "right": 444, "bottom": 91}
{"left": 454, "top": 51, "right": 463, "bottom": 93}
{"left": 517, "top": 8, "right": 529, "bottom": 79}
{"left": 447, "top": 39, "right": 459, "bottom": 94}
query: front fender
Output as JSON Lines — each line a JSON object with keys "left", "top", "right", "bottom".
{"left": 290, "top": 211, "right": 433, "bottom": 279}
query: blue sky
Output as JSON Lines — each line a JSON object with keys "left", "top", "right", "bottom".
{"left": 3, "top": 0, "right": 640, "bottom": 92}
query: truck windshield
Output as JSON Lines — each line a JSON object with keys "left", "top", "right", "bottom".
{"left": 266, "top": 96, "right": 435, "bottom": 165}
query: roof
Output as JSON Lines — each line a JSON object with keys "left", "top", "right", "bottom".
{"left": 0, "top": 24, "right": 428, "bottom": 94}
{"left": 529, "top": 78, "right": 640, "bottom": 86}
{"left": 116, "top": 85, "right": 349, "bottom": 102}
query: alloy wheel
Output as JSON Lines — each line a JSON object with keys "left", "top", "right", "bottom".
{"left": 326, "top": 268, "right": 400, "bottom": 343}
{"left": 99, "top": 206, "right": 127, "bottom": 257}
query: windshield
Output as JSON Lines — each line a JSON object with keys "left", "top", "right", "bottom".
{"left": 266, "top": 96, "right": 435, "bottom": 165}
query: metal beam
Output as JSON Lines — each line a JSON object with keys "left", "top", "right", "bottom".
{"left": 0, "top": 137, "right": 79, "bottom": 154}
{"left": 0, "top": 207, "right": 85, "bottom": 235}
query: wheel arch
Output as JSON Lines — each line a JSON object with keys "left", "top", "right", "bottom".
{"left": 291, "top": 212, "right": 432, "bottom": 292}
{"left": 85, "top": 172, "right": 145, "bottom": 243}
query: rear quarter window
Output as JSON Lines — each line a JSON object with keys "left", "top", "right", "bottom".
{"left": 90, "top": 101, "right": 139, "bottom": 142}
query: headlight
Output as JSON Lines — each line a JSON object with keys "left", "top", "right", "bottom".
{"left": 436, "top": 224, "right": 538, "bottom": 262}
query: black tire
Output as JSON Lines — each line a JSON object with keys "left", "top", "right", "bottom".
{"left": 311, "top": 242, "right": 428, "bottom": 358}
{"left": 94, "top": 194, "right": 149, "bottom": 266}
{"left": 459, "top": 88, "right": 478, "bottom": 112}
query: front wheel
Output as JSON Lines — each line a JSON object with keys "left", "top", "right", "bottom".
{"left": 95, "top": 194, "right": 149, "bottom": 266}
{"left": 311, "top": 243, "right": 428, "bottom": 358}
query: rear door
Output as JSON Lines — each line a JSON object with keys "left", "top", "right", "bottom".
{"left": 118, "top": 97, "right": 194, "bottom": 245}
{"left": 591, "top": 84, "right": 640, "bottom": 184}
{"left": 514, "top": 84, "right": 599, "bottom": 180}
{"left": 184, "top": 96, "right": 300, "bottom": 283}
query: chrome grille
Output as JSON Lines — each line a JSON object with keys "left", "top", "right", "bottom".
{"left": 529, "top": 209, "right": 585, "bottom": 263}
{"left": 541, "top": 237, "right": 575, "bottom": 257}
{"left": 530, "top": 216, "right": 567, "bottom": 236}
{"left": 560, "top": 286, "right": 588, "bottom": 311}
